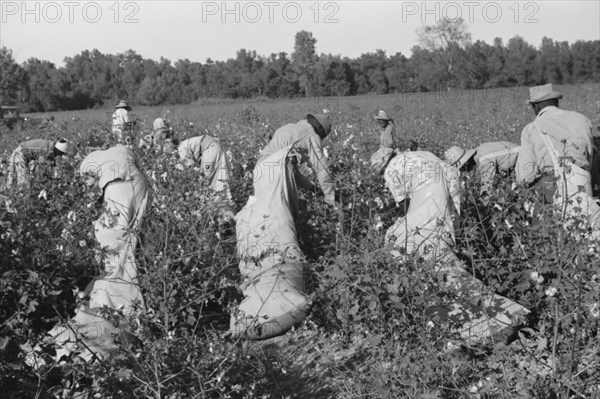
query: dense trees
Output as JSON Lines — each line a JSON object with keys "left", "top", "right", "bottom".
{"left": 292, "top": 30, "right": 318, "bottom": 97}
{"left": 1, "top": 30, "right": 598, "bottom": 112}
{"left": 0, "top": 48, "right": 26, "bottom": 106}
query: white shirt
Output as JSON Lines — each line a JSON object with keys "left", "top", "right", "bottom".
{"left": 112, "top": 108, "right": 130, "bottom": 133}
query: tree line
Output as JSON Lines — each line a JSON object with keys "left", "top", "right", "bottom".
{"left": 1, "top": 22, "right": 599, "bottom": 112}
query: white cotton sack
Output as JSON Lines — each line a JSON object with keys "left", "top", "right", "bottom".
{"left": 230, "top": 261, "right": 308, "bottom": 340}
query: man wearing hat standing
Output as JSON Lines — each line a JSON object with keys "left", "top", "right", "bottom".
{"left": 259, "top": 113, "right": 336, "bottom": 206}
{"left": 112, "top": 100, "right": 132, "bottom": 142}
{"left": 374, "top": 110, "right": 397, "bottom": 149}
{"left": 4, "top": 138, "right": 70, "bottom": 189}
{"left": 516, "top": 84, "right": 598, "bottom": 230}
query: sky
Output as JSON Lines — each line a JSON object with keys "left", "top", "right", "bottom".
{"left": 1, "top": 0, "right": 599, "bottom": 66}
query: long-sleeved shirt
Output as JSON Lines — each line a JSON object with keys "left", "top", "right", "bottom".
{"left": 260, "top": 120, "right": 334, "bottom": 198}
{"left": 384, "top": 151, "right": 458, "bottom": 205}
{"left": 112, "top": 108, "right": 130, "bottom": 133}
{"left": 178, "top": 135, "right": 219, "bottom": 163}
{"left": 17, "top": 139, "right": 55, "bottom": 163}
{"left": 475, "top": 141, "right": 520, "bottom": 187}
{"left": 80, "top": 145, "right": 149, "bottom": 191}
{"left": 516, "top": 106, "right": 593, "bottom": 185}
{"left": 383, "top": 151, "right": 459, "bottom": 258}
{"left": 380, "top": 122, "right": 396, "bottom": 149}
{"left": 6, "top": 139, "right": 57, "bottom": 187}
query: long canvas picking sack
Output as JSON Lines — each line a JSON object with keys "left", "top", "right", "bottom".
{"left": 46, "top": 307, "right": 119, "bottom": 363}
{"left": 231, "top": 145, "right": 308, "bottom": 339}
{"left": 430, "top": 255, "right": 530, "bottom": 346}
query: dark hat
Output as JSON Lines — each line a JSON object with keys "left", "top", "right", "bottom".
{"left": 307, "top": 113, "right": 332, "bottom": 139}
{"left": 54, "top": 138, "right": 70, "bottom": 155}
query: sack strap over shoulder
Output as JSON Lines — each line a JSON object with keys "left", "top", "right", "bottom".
{"left": 534, "top": 121, "right": 562, "bottom": 175}
{"left": 534, "top": 121, "right": 593, "bottom": 200}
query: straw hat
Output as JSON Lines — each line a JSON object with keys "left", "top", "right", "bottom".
{"left": 307, "top": 113, "right": 332, "bottom": 138}
{"left": 444, "top": 146, "right": 476, "bottom": 169}
{"left": 115, "top": 100, "right": 131, "bottom": 110}
{"left": 374, "top": 110, "right": 392, "bottom": 121}
{"left": 524, "top": 84, "right": 563, "bottom": 104}
{"left": 370, "top": 148, "right": 395, "bottom": 174}
{"left": 54, "top": 139, "right": 70, "bottom": 155}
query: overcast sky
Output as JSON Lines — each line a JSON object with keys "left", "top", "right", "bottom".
{"left": 1, "top": 1, "right": 599, "bottom": 66}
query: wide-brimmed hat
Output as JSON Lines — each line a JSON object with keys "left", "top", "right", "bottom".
{"left": 524, "top": 84, "right": 563, "bottom": 104}
{"left": 54, "top": 138, "right": 70, "bottom": 155}
{"left": 374, "top": 110, "right": 392, "bottom": 121}
{"left": 115, "top": 100, "right": 131, "bottom": 110}
{"left": 307, "top": 113, "right": 332, "bottom": 138}
{"left": 370, "top": 148, "right": 395, "bottom": 174}
{"left": 444, "top": 146, "right": 476, "bottom": 169}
